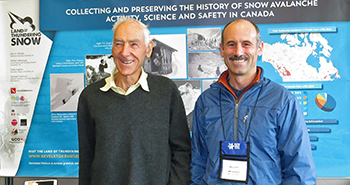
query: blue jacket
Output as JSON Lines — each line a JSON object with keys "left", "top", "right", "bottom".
{"left": 191, "top": 67, "right": 316, "bottom": 185}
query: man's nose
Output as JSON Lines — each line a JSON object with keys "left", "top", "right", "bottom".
{"left": 120, "top": 44, "right": 130, "bottom": 56}
{"left": 234, "top": 44, "right": 244, "bottom": 56}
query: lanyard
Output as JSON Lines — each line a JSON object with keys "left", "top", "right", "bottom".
{"left": 219, "top": 82, "right": 264, "bottom": 141}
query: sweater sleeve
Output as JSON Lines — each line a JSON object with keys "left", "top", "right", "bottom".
{"left": 277, "top": 97, "right": 317, "bottom": 185}
{"left": 77, "top": 89, "right": 95, "bottom": 185}
{"left": 168, "top": 82, "right": 192, "bottom": 185}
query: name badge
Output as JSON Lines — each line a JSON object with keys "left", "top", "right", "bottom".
{"left": 218, "top": 141, "right": 250, "bottom": 184}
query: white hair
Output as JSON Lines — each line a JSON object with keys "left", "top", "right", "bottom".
{"left": 112, "top": 17, "right": 151, "bottom": 45}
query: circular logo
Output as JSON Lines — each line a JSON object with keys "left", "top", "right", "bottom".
{"left": 11, "top": 119, "right": 18, "bottom": 126}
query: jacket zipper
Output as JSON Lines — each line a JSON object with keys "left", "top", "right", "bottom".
{"left": 223, "top": 81, "right": 263, "bottom": 141}
{"left": 234, "top": 101, "right": 239, "bottom": 141}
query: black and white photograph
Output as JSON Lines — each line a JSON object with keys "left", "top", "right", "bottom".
{"left": 50, "top": 73, "right": 84, "bottom": 112}
{"left": 85, "top": 54, "right": 115, "bottom": 86}
{"left": 173, "top": 80, "right": 201, "bottom": 131}
{"left": 202, "top": 79, "right": 218, "bottom": 92}
{"left": 144, "top": 34, "right": 187, "bottom": 79}
{"left": 187, "top": 28, "right": 221, "bottom": 51}
{"left": 188, "top": 52, "right": 227, "bottom": 78}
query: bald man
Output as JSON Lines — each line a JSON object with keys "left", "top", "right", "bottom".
{"left": 190, "top": 19, "right": 316, "bottom": 185}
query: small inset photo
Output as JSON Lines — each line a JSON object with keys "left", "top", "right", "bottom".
{"left": 50, "top": 73, "right": 84, "bottom": 112}
{"left": 85, "top": 54, "right": 115, "bottom": 86}
{"left": 187, "top": 27, "right": 221, "bottom": 51}
{"left": 173, "top": 80, "right": 201, "bottom": 131}
{"left": 145, "top": 34, "right": 187, "bottom": 79}
{"left": 188, "top": 52, "right": 226, "bottom": 78}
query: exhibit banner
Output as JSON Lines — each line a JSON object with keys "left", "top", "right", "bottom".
{"left": 40, "top": 0, "right": 349, "bottom": 30}
{"left": 0, "top": 0, "right": 52, "bottom": 176}
{"left": 0, "top": 0, "right": 349, "bottom": 178}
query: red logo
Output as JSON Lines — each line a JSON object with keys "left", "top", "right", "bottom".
{"left": 11, "top": 119, "right": 18, "bottom": 126}
{"left": 11, "top": 88, "right": 16, "bottom": 94}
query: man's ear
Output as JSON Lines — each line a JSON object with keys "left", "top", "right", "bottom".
{"left": 257, "top": 41, "right": 264, "bottom": 56}
{"left": 146, "top": 40, "right": 154, "bottom": 58}
{"left": 220, "top": 43, "right": 224, "bottom": 57}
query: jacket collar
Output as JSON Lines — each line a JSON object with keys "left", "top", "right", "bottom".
{"left": 218, "top": 67, "right": 262, "bottom": 100}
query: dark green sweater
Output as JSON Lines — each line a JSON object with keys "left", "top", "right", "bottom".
{"left": 78, "top": 74, "right": 191, "bottom": 185}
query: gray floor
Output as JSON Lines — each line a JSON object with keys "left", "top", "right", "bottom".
{"left": 0, "top": 177, "right": 350, "bottom": 185}
{"left": 317, "top": 178, "right": 350, "bottom": 185}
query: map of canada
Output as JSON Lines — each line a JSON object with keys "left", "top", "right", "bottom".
{"left": 262, "top": 33, "right": 341, "bottom": 82}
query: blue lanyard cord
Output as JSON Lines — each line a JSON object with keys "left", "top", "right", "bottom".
{"left": 219, "top": 82, "right": 264, "bottom": 141}
{"left": 219, "top": 89, "right": 227, "bottom": 141}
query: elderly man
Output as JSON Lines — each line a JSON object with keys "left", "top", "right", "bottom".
{"left": 190, "top": 19, "right": 316, "bottom": 184}
{"left": 78, "top": 19, "right": 191, "bottom": 185}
